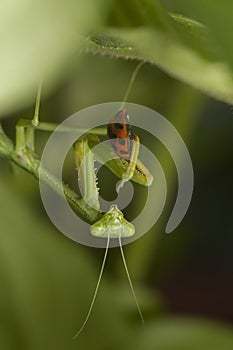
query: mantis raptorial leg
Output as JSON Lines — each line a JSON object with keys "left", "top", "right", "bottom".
{"left": 1, "top": 61, "right": 153, "bottom": 338}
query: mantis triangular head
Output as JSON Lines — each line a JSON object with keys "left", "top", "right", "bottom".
{"left": 90, "top": 204, "right": 135, "bottom": 238}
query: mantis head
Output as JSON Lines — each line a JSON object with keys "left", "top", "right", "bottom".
{"left": 90, "top": 204, "right": 135, "bottom": 238}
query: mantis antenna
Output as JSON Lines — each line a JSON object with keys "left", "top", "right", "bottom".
{"left": 119, "top": 236, "right": 145, "bottom": 326}
{"left": 73, "top": 234, "right": 110, "bottom": 339}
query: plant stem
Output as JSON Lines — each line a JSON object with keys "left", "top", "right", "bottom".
{"left": 0, "top": 123, "right": 101, "bottom": 224}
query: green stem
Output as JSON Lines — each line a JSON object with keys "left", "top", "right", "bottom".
{"left": 0, "top": 123, "right": 101, "bottom": 224}
{"left": 0, "top": 122, "right": 14, "bottom": 157}
{"left": 16, "top": 119, "right": 106, "bottom": 135}
{"left": 32, "top": 80, "right": 42, "bottom": 127}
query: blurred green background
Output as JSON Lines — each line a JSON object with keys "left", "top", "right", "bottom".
{"left": 0, "top": 1, "right": 233, "bottom": 349}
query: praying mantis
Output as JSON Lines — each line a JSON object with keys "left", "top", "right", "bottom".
{"left": 0, "top": 62, "right": 154, "bottom": 338}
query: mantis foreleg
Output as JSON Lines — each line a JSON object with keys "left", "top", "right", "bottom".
{"left": 73, "top": 135, "right": 100, "bottom": 211}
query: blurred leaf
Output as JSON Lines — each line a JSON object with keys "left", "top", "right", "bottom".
{"left": 191, "top": 1, "right": 233, "bottom": 71}
{"left": 0, "top": 169, "right": 96, "bottom": 349}
{"left": 0, "top": 167, "right": 159, "bottom": 349}
{"left": 133, "top": 317, "right": 233, "bottom": 350}
{"left": 108, "top": 0, "right": 174, "bottom": 30}
{"left": 84, "top": 0, "right": 233, "bottom": 104}
{"left": 2, "top": 0, "right": 233, "bottom": 116}
{"left": 0, "top": 0, "right": 109, "bottom": 116}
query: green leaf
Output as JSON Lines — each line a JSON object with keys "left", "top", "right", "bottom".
{"left": 83, "top": 2, "right": 233, "bottom": 104}
{"left": 85, "top": 27, "right": 233, "bottom": 104}
{"left": 0, "top": 0, "right": 109, "bottom": 116}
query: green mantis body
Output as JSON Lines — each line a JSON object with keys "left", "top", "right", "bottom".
{"left": 71, "top": 107, "right": 153, "bottom": 337}
{"left": 0, "top": 63, "right": 154, "bottom": 337}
